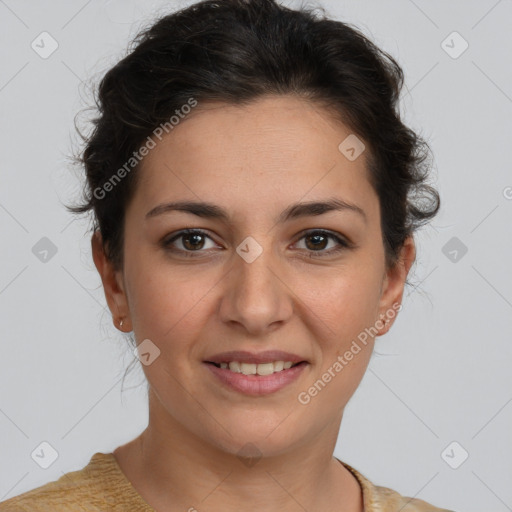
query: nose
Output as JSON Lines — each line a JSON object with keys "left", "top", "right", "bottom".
{"left": 218, "top": 243, "right": 294, "bottom": 336}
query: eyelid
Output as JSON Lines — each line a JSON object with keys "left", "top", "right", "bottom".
{"left": 292, "top": 229, "right": 352, "bottom": 257}
{"left": 162, "top": 228, "right": 352, "bottom": 257}
{"left": 163, "top": 228, "right": 220, "bottom": 252}
{"left": 294, "top": 228, "right": 350, "bottom": 246}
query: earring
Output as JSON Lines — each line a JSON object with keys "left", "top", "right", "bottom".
{"left": 379, "top": 315, "right": 390, "bottom": 326}
{"left": 119, "top": 318, "right": 124, "bottom": 328}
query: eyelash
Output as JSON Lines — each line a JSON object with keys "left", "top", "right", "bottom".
{"left": 162, "top": 229, "right": 352, "bottom": 259}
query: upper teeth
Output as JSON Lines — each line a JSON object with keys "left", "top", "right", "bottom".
{"left": 219, "top": 361, "right": 295, "bottom": 375}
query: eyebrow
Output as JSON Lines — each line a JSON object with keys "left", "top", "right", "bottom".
{"left": 145, "top": 197, "right": 367, "bottom": 224}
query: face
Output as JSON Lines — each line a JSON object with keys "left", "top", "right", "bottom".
{"left": 93, "top": 95, "right": 414, "bottom": 457}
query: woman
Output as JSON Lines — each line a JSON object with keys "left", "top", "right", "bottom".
{"left": 0, "top": 0, "right": 454, "bottom": 510}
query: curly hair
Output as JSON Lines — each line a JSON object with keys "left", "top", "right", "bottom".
{"left": 67, "top": 0, "right": 440, "bottom": 275}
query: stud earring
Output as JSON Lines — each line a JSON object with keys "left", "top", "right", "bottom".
{"left": 379, "top": 315, "right": 390, "bottom": 326}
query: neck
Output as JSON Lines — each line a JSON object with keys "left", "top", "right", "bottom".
{"left": 113, "top": 388, "right": 363, "bottom": 512}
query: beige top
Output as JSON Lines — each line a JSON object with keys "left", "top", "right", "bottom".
{"left": 0, "top": 452, "right": 455, "bottom": 511}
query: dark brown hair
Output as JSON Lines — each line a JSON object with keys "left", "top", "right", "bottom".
{"left": 67, "top": 0, "right": 440, "bottom": 275}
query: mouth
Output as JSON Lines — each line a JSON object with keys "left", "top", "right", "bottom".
{"left": 203, "top": 351, "right": 309, "bottom": 395}
{"left": 203, "top": 350, "right": 309, "bottom": 395}
{"left": 205, "top": 360, "right": 307, "bottom": 376}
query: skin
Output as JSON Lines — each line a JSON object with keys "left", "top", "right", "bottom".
{"left": 92, "top": 94, "right": 416, "bottom": 512}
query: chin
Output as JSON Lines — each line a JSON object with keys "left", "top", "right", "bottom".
{"left": 203, "top": 418, "right": 307, "bottom": 460}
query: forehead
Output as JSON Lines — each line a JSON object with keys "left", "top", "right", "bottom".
{"left": 143, "top": 95, "right": 354, "bottom": 169}
{"left": 132, "top": 95, "right": 376, "bottom": 218}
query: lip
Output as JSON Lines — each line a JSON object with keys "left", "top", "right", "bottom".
{"left": 204, "top": 350, "right": 307, "bottom": 365}
{"left": 203, "top": 360, "right": 309, "bottom": 396}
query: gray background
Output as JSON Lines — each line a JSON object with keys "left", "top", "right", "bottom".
{"left": 1, "top": 1, "right": 511, "bottom": 510}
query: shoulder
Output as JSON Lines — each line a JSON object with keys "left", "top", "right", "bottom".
{"left": 371, "top": 482, "right": 456, "bottom": 511}
{"left": 0, "top": 452, "right": 132, "bottom": 512}
{"left": 339, "top": 459, "right": 457, "bottom": 512}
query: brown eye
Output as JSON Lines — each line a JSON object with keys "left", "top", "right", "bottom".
{"left": 295, "top": 230, "right": 351, "bottom": 257}
{"left": 181, "top": 232, "right": 206, "bottom": 250}
{"left": 304, "top": 232, "right": 329, "bottom": 251}
{"left": 163, "top": 229, "right": 218, "bottom": 257}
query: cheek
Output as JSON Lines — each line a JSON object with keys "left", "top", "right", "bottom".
{"left": 124, "top": 249, "right": 218, "bottom": 343}
{"left": 298, "top": 264, "right": 381, "bottom": 394}
{"left": 299, "top": 279, "right": 377, "bottom": 411}
{"left": 302, "top": 264, "right": 382, "bottom": 337}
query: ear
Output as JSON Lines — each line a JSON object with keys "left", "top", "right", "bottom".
{"left": 91, "top": 230, "right": 132, "bottom": 332}
{"left": 376, "top": 236, "right": 416, "bottom": 335}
